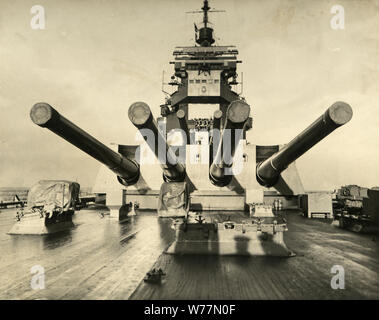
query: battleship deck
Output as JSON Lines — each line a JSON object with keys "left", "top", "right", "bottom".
{"left": 0, "top": 208, "right": 378, "bottom": 300}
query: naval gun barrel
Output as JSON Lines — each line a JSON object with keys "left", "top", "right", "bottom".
{"left": 128, "top": 102, "right": 186, "bottom": 182}
{"left": 176, "top": 109, "right": 190, "bottom": 144}
{"left": 256, "top": 101, "right": 353, "bottom": 187}
{"left": 30, "top": 103, "right": 140, "bottom": 186}
{"left": 209, "top": 100, "right": 251, "bottom": 186}
{"left": 212, "top": 110, "right": 223, "bottom": 131}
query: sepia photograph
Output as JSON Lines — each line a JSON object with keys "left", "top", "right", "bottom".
{"left": 0, "top": 0, "right": 378, "bottom": 308}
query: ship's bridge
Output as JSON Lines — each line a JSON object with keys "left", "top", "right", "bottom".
{"left": 166, "top": 45, "right": 242, "bottom": 123}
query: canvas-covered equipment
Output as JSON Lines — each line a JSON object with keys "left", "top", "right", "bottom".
{"left": 8, "top": 180, "right": 80, "bottom": 235}
{"left": 158, "top": 182, "right": 189, "bottom": 217}
{"left": 27, "top": 180, "right": 80, "bottom": 212}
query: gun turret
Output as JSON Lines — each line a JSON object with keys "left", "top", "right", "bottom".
{"left": 30, "top": 103, "right": 140, "bottom": 186}
{"left": 128, "top": 102, "right": 186, "bottom": 182}
{"left": 256, "top": 101, "right": 353, "bottom": 187}
{"left": 209, "top": 100, "right": 250, "bottom": 186}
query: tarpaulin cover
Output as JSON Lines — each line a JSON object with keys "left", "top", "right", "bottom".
{"left": 158, "top": 182, "right": 189, "bottom": 216}
{"left": 27, "top": 180, "right": 80, "bottom": 211}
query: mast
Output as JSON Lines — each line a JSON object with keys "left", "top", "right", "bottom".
{"left": 194, "top": 0, "right": 216, "bottom": 47}
{"left": 202, "top": 0, "right": 210, "bottom": 28}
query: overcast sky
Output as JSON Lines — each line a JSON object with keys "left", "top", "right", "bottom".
{"left": 0, "top": 0, "right": 378, "bottom": 190}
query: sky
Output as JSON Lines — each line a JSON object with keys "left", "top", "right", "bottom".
{"left": 0, "top": 0, "right": 378, "bottom": 190}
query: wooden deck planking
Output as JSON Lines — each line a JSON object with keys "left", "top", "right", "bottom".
{"left": 0, "top": 208, "right": 378, "bottom": 300}
{"left": 130, "top": 212, "right": 379, "bottom": 300}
